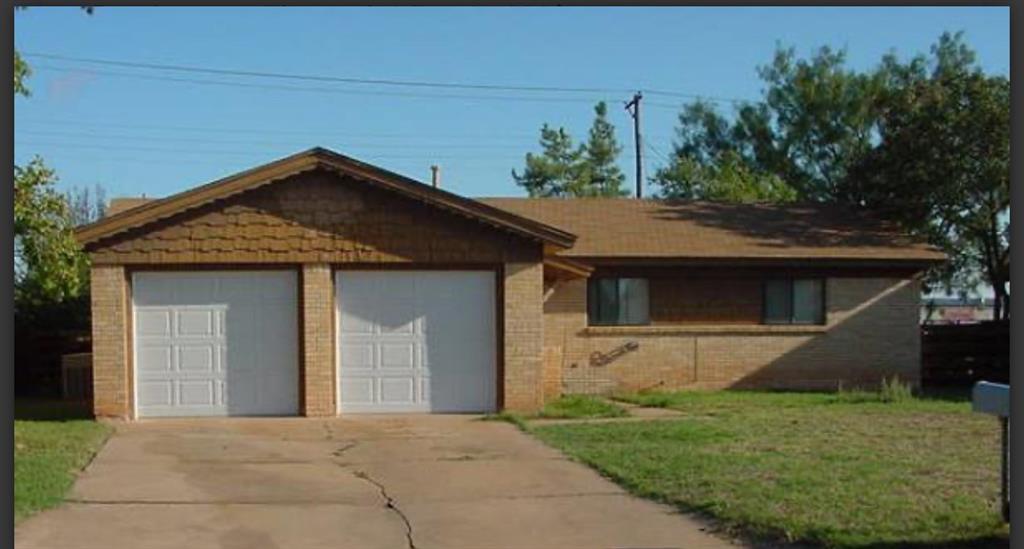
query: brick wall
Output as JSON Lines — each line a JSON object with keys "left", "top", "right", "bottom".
{"left": 91, "top": 265, "right": 130, "bottom": 418}
{"left": 503, "top": 262, "right": 545, "bottom": 412}
{"left": 544, "top": 276, "right": 922, "bottom": 395}
{"left": 301, "top": 264, "right": 335, "bottom": 416}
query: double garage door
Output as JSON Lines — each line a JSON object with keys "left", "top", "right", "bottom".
{"left": 133, "top": 270, "right": 495, "bottom": 417}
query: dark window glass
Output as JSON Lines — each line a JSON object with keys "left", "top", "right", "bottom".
{"left": 792, "top": 279, "right": 824, "bottom": 324}
{"left": 763, "top": 279, "right": 824, "bottom": 325}
{"left": 588, "top": 278, "right": 649, "bottom": 325}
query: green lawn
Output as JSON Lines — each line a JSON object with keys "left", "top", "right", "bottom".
{"left": 533, "top": 390, "right": 1008, "bottom": 548}
{"left": 14, "top": 400, "right": 112, "bottom": 523}
{"left": 536, "top": 394, "right": 627, "bottom": 419}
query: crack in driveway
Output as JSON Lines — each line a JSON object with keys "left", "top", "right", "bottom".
{"left": 352, "top": 470, "right": 417, "bottom": 549}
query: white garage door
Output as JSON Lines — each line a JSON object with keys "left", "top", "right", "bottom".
{"left": 133, "top": 271, "right": 299, "bottom": 417}
{"left": 336, "top": 271, "right": 496, "bottom": 413}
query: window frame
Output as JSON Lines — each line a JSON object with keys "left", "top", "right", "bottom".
{"left": 761, "top": 278, "right": 826, "bottom": 325}
{"left": 587, "top": 277, "right": 651, "bottom": 326}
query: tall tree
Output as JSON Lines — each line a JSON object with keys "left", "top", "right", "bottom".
{"left": 654, "top": 45, "right": 887, "bottom": 202}
{"left": 844, "top": 40, "right": 1010, "bottom": 319}
{"left": 513, "top": 102, "right": 627, "bottom": 197}
{"left": 13, "top": 7, "right": 97, "bottom": 316}
{"left": 580, "top": 102, "right": 627, "bottom": 197}
{"left": 67, "top": 184, "right": 108, "bottom": 227}
{"left": 652, "top": 101, "right": 797, "bottom": 202}
{"left": 653, "top": 31, "right": 1009, "bottom": 312}
{"left": 655, "top": 150, "right": 796, "bottom": 203}
{"left": 14, "top": 158, "right": 88, "bottom": 308}
{"left": 512, "top": 125, "right": 587, "bottom": 197}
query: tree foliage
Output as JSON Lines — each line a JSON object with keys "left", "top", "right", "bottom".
{"left": 513, "top": 102, "right": 627, "bottom": 197}
{"left": 14, "top": 158, "right": 89, "bottom": 309}
{"left": 844, "top": 39, "right": 1010, "bottom": 319}
{"left": 653, "top": 31, "right": 1009, "bottom": 313}
{"left": 580, "top": 102, "right": 627, "bottom": 197}
{"left": 15, "top": 50, "right": 31, "bottom": 97}
{"left": 13, "top": 5, "right": 98, "bottom": 323}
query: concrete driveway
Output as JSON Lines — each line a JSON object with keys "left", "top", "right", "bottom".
{"left": 16, "top": 415, "right": 736, "bottom": 549}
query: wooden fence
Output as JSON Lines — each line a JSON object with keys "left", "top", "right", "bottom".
{"left": 921, "top": 321, "right": 1009, "bottom": 386}
{"left": 14, "top": 330, "right": 91, "bottom": 398}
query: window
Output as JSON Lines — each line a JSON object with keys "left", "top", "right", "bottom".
{"left": 763, "top": 279, "right": 824, "bottom": 324}
{"left": 588, "top": 278, "right": 649, "bottom": 325}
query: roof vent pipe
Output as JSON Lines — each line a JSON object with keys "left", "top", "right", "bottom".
{"left": 430, "top": 165, "right": 440, "bottom": 188}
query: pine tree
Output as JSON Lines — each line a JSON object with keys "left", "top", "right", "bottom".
{"left": 581, "top": 102, "right": 627, "bottom": 197}
{"left": 512, "top": 102, "right": 626, "bottom": 197}
{"left": 511, "top": 125, "right": 587, "bottom": 197}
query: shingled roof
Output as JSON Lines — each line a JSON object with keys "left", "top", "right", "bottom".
{"left": 477, "top": 197, "right": 945, "bottom": 265}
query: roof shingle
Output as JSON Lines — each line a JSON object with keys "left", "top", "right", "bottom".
{"left": 477, "top": 197, "right": 945, "bottom": 263}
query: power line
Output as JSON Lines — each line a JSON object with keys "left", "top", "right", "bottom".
{"left": 16, "top": 117, "right": 546, "bottom": 140}
{"left": 30, "top": 64, "right": 618, "bottom": 106}
{"left": 24, "top": 52, "right": 632, "bottom": 95}
{"left": 15, "top": 139, "right": 644, "bottom": 160}
{"left": 23, "top": 51, "right": 757, "bottom": 106}
{"left": 645, "top": 141, "right": 673, "bottom": 165}
{"left": 15, "top": 128, "right": 539, "bottom": 150}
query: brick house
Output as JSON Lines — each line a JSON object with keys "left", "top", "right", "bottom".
{"left": 76, "top": 148, "right": 944, "bottom": 419}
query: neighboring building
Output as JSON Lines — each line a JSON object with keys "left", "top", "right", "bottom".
{"left": 76, "top": 148, "right": 945, "bottom": 419}
{"left": 920, "top": 297, "right": 996, "bottom": 325}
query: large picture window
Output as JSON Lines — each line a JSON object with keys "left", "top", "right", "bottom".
{"left": 588, "top": 278, "right": 650, "bottom": 325}
{"left": 763, "top": 279, "right": 825, "bottom": 325}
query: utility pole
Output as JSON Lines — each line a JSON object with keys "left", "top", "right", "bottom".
{"left": 625, "top": 91, "right": 643, "bottom": 198}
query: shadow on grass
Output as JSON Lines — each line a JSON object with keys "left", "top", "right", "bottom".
{"left": 15, "top": 399, "right": 94, "bottom": 421}
{"left": 851, "top": 536, "right": 1009, "bottom": 549}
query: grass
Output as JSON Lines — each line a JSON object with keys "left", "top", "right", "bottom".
{"left": 536, "top": 394, "right": 627, "bottom": 419}
{"left": 15, "top": 400, "right": 112, "bottom": 523}
{"left": 534, "top": 389, "right": 1008, "bottom": 548}
{"left": 482, "top": 395, "right": 627, "bottom": 428}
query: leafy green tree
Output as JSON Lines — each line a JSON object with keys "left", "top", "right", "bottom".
{"left": 844, "top": 44, "right": 1009, "bottom": 319}
{"left": 654, "top": 31, "right": 1009, "bottom": 310}
{"left": 15, "top": 51, "right": 31, "bottom": 97}
{"left": 654, "top": 45, "right": 887, "bottom": 201}
{"left": 655, "top": 150, "right": 796, "bottom": 203}
{"left": 513, "top": 102, "right": 627, "bottom": 197}
{"left": 13, "top": 6, "right": 97, "bottom": 316}
{"left": 14, "top": 158, "right": 89, "bottom": 308}
{"left": 580, "top": 102, "right": 627, "bottom": 197}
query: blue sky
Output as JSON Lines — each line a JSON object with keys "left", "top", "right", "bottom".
{"left": 14, "top": 7, "right": 1009, "bottom": 200}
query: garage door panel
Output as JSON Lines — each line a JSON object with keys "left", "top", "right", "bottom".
{"left": 380, "top": 377, "right": 416, "bottom": 404}
{"left": 134, "top": 271, "right": 298, "bottom": 418}
{"left": 136, "top": 310, "right": 172, "bottom": 337}
{"left": 139, "top": 381, "right": 174, "bottom": 407}
{"left": 178, "top": 345, "right": 215, "bottom": 373}
{"left": 179, "top": 380, "right": 216, "bottom": 406}
{"left": 341, "top": 342, "right": 374, "bottom": 369}
{"left": 380, "top": 343, "right": 416, "bottom": 369}
{"left": 138, "top": 346, "right": 173, "bottom": 372}
{"left": 340, "top": 378, "right": 374, "bottom": 404}
{"left": 337, "top": 271, "right": 495, "bottom": 413}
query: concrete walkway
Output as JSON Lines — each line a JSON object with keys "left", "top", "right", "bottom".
{"left": 16, "top": 415, "right": 737, "bottom": 549}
